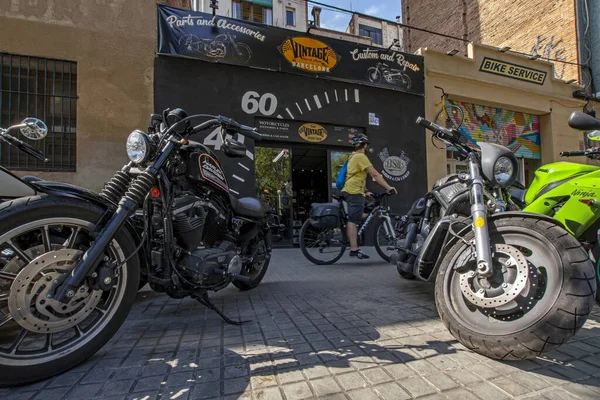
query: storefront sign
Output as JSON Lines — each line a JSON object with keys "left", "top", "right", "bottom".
{"left": 379, "top": 147, "right": 411, "bottom": 181}
{"left": 279, "top": 37, "right": 340, "bottom": 73}
{"left": 479, "top": 57, "right": 547, "bottom": 85}
{"left": 298, "top": 123, "right": 328, "bottom": 142}
{"left": 255, "top": 118, "right": 360, "bottom": 146}
{"left": 157, "top": 4, "right": 424, "bottom": 95}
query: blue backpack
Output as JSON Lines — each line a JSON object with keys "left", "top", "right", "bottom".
{"left": 335, "top": 155, "right": 354, "bottom": 191}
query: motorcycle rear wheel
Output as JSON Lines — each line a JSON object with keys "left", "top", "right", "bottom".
{"left": 0, "top": 196, "right": 140, "bottom": 387}
{"left": 435, "top": 217, "right": 596, "bottom": 360}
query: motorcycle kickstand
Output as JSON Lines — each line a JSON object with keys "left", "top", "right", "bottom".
{"left": 193, "top": 292, "right": 251, "bottom": 325}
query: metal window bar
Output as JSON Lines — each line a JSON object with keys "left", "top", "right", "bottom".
{"left": 0, "top": 52, "right": 77, "bottom": 171}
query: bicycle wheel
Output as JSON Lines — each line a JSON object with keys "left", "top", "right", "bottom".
{"left": 300, "top": 220, "right": 347, "bottom": 265}
{"left": 374, "top": 214, "right": 401, "bottom": 262}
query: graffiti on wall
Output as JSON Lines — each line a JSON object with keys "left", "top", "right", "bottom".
{"left": 530, "top": 35, "right": 567, "bottom": 79}
{"left": 443, "top": 99, "right": 541, "bottom": 159}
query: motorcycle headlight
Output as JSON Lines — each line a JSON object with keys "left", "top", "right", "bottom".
{"left": 126, "top": 130, "right": 150, "bottom": 164}
{"left": 493, "top": 156, "right": 515, "bottom": 187}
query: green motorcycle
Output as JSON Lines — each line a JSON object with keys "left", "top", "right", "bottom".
{"left": 510, "top": 111, "right": 600, "bottom": 304}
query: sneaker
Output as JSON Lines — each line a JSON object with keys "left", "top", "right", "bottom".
{"left": 349, "top": 249, "right": 370, "bottom": 259}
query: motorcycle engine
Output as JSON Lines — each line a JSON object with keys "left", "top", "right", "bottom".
{"left": 171, "top": 194, "right": 232, "bottom": 287}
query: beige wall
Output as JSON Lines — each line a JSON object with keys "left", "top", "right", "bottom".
{"left": 0, "top": 0, "right": 156, "bottom": 192}
{"left": 403, "top": 0, "right": 579, "bottom": 81}
{"left": 420, "top": 43, "right": 586, "bottom": 188}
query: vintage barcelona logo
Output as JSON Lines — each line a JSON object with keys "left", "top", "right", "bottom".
{"left": 298, "top": 123, "right": 328, "bottom": 143}
{"left": 278, "top": 37, "right": 340, "bottom": 73}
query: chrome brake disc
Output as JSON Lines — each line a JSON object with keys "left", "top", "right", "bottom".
{"left": 459, "top": 244, "right": 530, "bottom": 308}
{"left": 8, "top": 249, "right": 103, "bottom": 333}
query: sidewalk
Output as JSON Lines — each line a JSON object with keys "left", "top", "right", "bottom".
{"left": 3, "top": 248, "right": 600, "bottom": 400}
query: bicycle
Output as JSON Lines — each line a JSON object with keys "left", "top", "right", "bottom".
{"left": 299, "top": 192, "right": 404, "bottom": 265}
{"left": 178, "top": 33, "right": 252, "bottom": 63}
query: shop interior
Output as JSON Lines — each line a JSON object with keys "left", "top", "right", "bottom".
{"left": 254, "top": 145, "right": 351, "bottom": 246}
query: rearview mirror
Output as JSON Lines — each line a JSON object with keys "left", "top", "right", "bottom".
{"left": 588, "top": 130, "right": 600, "bottom": 142}
{"left": 569, "top": 111, "right": 600, "bottom": 131}
{"left": 20, "top": 118, "right": 48, "bottom": 140}
{"left": 222, "top": 138, "right": 246, "bottom": 158}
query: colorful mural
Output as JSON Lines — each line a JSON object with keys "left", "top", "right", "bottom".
{"left": 441, "top": 99, "right": 541, "bottom": 159}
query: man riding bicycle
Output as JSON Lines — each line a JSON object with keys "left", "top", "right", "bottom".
{"left": 341, "top": 134, "right": 397, "bottom": 259}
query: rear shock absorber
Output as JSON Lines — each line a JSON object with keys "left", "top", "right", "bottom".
{"left": 99, "top": 170, "right": 132, "bottom": 205}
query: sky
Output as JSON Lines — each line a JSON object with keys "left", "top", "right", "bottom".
{"left": 308, "top": 1, "right": 402, "bottom": 32}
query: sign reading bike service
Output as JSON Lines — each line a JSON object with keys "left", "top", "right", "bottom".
{"left": 157, "top": 4, "right": 424, "bottom": 95}
{"left": 479, "top": 57, "right": 547, "bottom": 85}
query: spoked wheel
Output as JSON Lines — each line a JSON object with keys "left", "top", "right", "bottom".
{"left": 374, "top": 214, "right": 401, "bottom": 262}
{"left": 436, "top": 217, "right": 596, "bottom": 360}
{"left": 234, "top": 232, "right": 270, "bottom": 290}
{"left": 299, "top": 220, "right": 346, "bottom": 265}
{"left": 0, "top": 197, "right": 139, "bottom": 387}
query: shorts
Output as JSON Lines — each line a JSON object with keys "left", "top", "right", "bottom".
{"left": 341, "top": 192, "right": 365, "bottom": 225}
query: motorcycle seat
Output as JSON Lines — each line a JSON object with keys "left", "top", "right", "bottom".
{"left": 230, "top": 196, "right": 271, "bottom": 219}
{"left": 509, "top": 188, "right": 527, "bottom": 204}
{"left": 21, "top": 175, "right": 43, "bottom": 182}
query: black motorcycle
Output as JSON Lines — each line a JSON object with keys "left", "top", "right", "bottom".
{"left": 390, "top": 116, "right": 595, "bottom": 360}
{"left": 0, "top": 109, "right": 283, "bottom": 386}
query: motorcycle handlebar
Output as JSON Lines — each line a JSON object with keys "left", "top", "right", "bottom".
{"left": 218, "top": 116, "right": 262, "bottom": 141}
{"left": 0, "top": 132, "right": 49, "bottom": 162}
{"left": 560, "top": 151, "right": 587, "bottom": 157}
{"left": 416, "top": 116, "right": 467, "bottom": 146}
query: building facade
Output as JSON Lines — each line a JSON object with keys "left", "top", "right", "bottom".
{"left": 191, "top": 0, "right": 308, "bottom": 32}
{"left": 402, "top": 0, "right": 580, "bottom": 82}
{"left": 0, "top": 0, "right": 156, "bottom": 192}
{"left": 346, "top": 14, "right": 404, "bottom": 50}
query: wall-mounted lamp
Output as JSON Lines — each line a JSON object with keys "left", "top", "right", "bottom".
{"left": 446, "top": 49, "right": 459, "bottom": 56}
{"left": 565, "top": 79, "right": 577, "bottom": 84}
{"left": 528, "top": 54, "right": 541, "bottom": 60}
{"left": 498, "top": 46, "right": 511, "bottom": 52}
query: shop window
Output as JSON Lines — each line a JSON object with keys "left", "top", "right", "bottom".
{"left": 235, "top": 0, "right": 273, "bottom": 25}
{"left": 286, "top": 8, "right": 295, "bottom": 26}
{"left": 359, "top": 24, "right": 383, "bottom": 45}
{"left": 0, "top": 53, "right": 77, "bottom": 171}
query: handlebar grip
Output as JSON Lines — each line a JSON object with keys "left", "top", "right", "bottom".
{"left": 560, "top": 151, "right": 586, "bottom": 157}
{"left": 238, "top": 124, "right": 262, "bottom": 141}
{"left": 416, "top": 116, "right": 435, "bottom": 131}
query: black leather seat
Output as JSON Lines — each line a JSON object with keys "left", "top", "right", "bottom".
{"left": 22, "top": 175, "right": 43, "bottom": 182}
{"left": 230, "top": 196, "right": 271, "bottom": 219}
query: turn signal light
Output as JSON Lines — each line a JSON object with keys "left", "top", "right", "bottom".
{"left": 579, "top": 199, "right": 596, "bottom": 206}
{"left": 150, "top": 187, "right": 161, "bottom": 198}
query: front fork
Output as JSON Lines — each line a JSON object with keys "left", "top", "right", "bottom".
{"left": 468, "top": 156, "right": 493, "bottom": 277}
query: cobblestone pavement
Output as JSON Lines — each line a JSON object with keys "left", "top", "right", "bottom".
{"left": 3, "top": 248, "right": 600, "bottom": 400}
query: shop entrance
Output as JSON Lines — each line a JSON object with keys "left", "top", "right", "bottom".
{"left": 255, "top": 145, "right": 348, "bottom": 246}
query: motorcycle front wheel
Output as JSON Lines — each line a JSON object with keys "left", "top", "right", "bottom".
{"left": 435, "top": 216, "right": 596, "bottom": 360}
{"left": 0, "top": 196, "right": 140, "bottom": 386}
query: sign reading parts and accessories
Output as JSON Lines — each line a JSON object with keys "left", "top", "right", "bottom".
{"left": 298, "top": 123, "right": 328, "bottom": 143}
{"left": 479, "top": 57, "right": 547, "bottom": 85}
{"left": 279, "top": 37, "right": 340, "bottom": 73}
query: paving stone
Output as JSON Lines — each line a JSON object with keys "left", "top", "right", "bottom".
{"left": 253, "top": 387, "right": 283, "bottom": 400}
{"left": 443, "top": 388, "right": 483, "bottom": 400}
{"left": 282, "top": 382, "right": 314, "bottom": 400}
{"left": 133, "top": 376, "right": 165, "bottom": 392}
{"left": 361, "top": 367, "right": 393, "bottom": 385}
{"left": 372, "top": 382, "right": 411, "bottom": 400}
{"left": 191, "top": 381, "right": 221, "bottom": 399}
{"left": 467, "top": 381, "right": 510, "bottom": 400}
{"left": 335, "top": 371, "right": 368, "bottom": 391}
{"left": 398, "top": 376, "right": 438, "bottom": 397}
{"left": 224, "top": 377, "right": 250, "bottom": 394}
{"left": 489, "top": 376, "right": 532, "bottom": 396}
{"left": 541, "top": 389, "right": 581, "bottom": 400}
{"left": 424, "top": 372, "right": 461, "bottom": 391}
{"left": 275, "top": 369, "right": 305, "bottom": 384}
{"left": 347, "top": 388, "right": 381, "bottom": 400}
{"left": 100, "top": 379, "right": 136, "bottom": 396}
{"left": 309, "top": 376, "right": 342, "bottom": 397}
{"left": 384, "top": 363, "right": 417, "bottom": 380}
{"left": 511, "top": 371, "right": 554, "bottom": 391}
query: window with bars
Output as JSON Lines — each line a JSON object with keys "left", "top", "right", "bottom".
{"left": 0, "top": 53, "right": 77, "bottom": 171}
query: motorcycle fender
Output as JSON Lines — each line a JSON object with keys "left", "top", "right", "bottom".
{"left": 32, "top": 181, "right": 149, "bottom": 272}
{"left": 0, "top": 166, "right": 37, "bottom": 199}
{"left": 487, "top": 211, "right": 566, "bottom": 230}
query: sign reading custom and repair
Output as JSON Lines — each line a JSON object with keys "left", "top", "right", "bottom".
{"left": 479, "top": 57, "right": 547, "bottom": 85}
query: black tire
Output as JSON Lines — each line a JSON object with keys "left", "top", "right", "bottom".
{"left": 366, "top": 68, "right": 381, "bottom": 83}
{"left": 300, "top": 220, "right": 346, "bottom": 265}
{"left": 399, "top": 270, "right": 417, "bottom": 280}
{"left": 233, "top": 232, "right": 270, "bottom": 290}
{"left": 435, "top": 217, "right": 596, "bottom": 360}
{"left": 234, "top": 43, "right": 252, "bottom": 63}
{"left": 374, "top": 215, "right": 398, "bottom": 263}
{"left": 0, "top": 195, "right": 140, "bottom": 387}
{"left": 401, "top": 74, "right": 412, "bottom": 91}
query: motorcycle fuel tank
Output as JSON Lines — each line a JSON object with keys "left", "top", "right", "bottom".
{"left": 525, "top": 161, "right": 599, "bottom": 204}
{"left": 0, "top": 166, "right": 36, "bottom": 199}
